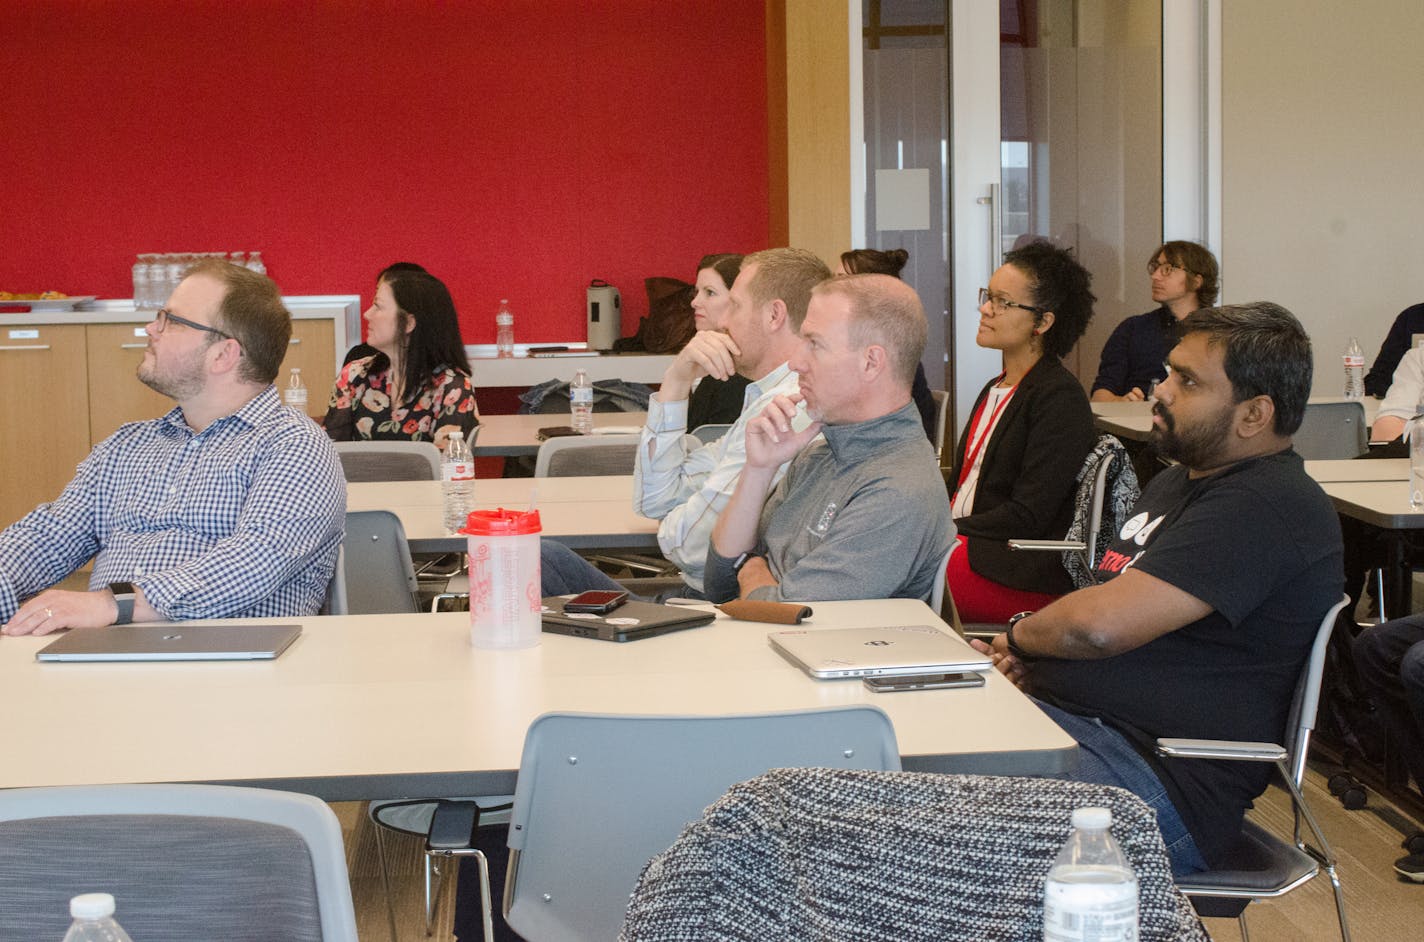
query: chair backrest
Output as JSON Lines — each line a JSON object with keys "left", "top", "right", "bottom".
{"left": 0, "top": 783, "right": 358, "bottom": 942}
{"left": 929, "top": 541, "right": 957, "bottom": 614}
{"left": 1293, "top": 401, "right": 1367, "bottom": 460}
{"left": 535, "top": 435, "right": 640, "bottom": 477}
{"left": 504, "top": 707, "right": 901, "bottom": 942}
{"left": 621, "top": 768, "right": 1208, "bottom": 942}
{"left": 333, "top": 440, "right": 444, "bottom": 482}
{"left": 342, "top": 510, "right": 420, "bottom": 615}
{"left": 1285, "top": 594, "right": 1352, "bottom": 786}
{"left": 689, "top": 423, "right": 730, "bottom": 445}
{"left": 930, "top": 388, "right": 950, "bottom": 457}
{"left": 321, "top": 544, "right": 348, "bottom": 615}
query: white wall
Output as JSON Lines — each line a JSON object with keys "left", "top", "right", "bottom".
{"left": 1221, "top": 0, "right": 1424, "bottom": 394}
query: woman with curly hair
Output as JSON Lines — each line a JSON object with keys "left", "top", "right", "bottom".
{"left": 947, "top": 240, "right": 1096, "bottom": 621}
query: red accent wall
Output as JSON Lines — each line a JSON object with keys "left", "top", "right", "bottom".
{"left": 1, "top": 1, "right": 769, "bottom": 344}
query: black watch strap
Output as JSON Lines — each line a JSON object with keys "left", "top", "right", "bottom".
{"left": 1005, "top": 611, "right": 1037, "bottom": 661}
{"left": 108, "top": 582, "right": 137, "bottom": 625}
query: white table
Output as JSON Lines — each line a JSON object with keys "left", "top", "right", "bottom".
{"left": 1305, "top": 458, "right": 1408, "bottom": 483}
{"left": 1320, "top": 479, "right": 1422, "bottom": 615}
{"left": 347, "top": 477, "right": 658, "bottom": 552}
{"left": 473, "top": 413, "right": 647, "bottom": 456}
{"left": 0, "top": 600, "right": 1077, "bottom": 801}
{"left": 1091, "top": 397, "right": 1381, "bottom": 444}
{"left": 466, "top": 352, "right": 673, "bottom": 389}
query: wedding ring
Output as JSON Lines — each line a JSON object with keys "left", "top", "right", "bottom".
{"left": 44, "top": 607, "right": 53, "bottom": 619}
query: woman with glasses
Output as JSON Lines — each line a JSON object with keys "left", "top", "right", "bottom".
{"left": 1091, "top": 241, "right": 1220, "bottom": 402}
{"left": 323, "top": 268, "right": 479, "bottom": 450}
{"left": 946, "top": 240, "right": 1096, "bottom": 622}
{"left": 836, "top": 247, "right": 939, "bottom": 444}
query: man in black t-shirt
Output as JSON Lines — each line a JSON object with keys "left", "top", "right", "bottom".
{"left": 973, "top": 302, "right": 1343, "bottom": 876}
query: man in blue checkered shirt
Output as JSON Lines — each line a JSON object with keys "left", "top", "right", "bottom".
{"left": 1, "top": 260, "right": 346, "bottom": 635}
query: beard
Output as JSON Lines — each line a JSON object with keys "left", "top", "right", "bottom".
{"left": 1150, "top": 401, "right": 1235, "bottom": 469}
{"left": 137, "top": 349, "right": 207, "bottom": 400}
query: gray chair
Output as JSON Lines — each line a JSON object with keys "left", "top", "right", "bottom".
{"left": 342, "top": 510, "right": 420, "bottom": 615}
{"left": 333, "top": 439, "right": 445, "bottom": 482}
{"left": 621, "top": 768, "right": 1209, "bottom": 942}
{"left": 496, "top": 707, "right": 901, "bottom": 942}
{"left": 1157, "top": 595, "right": 1352, "bottom": 941}
{"left": 1293, "top": 400, "right": 1367, "bottom": 459}
{"left": 0, "top": 783, "right": 358, "bottom": 942}
{"left": 930, "top": 388, "right": 950, "bottom": 458}
{"left": 689, "top": 422, "right": 731, "bottom": 444}
{"left": 534, "top": 434, "right": 640, "bottom": 477}
{"left": 929, "top": 541, "right": 956, "bottom": 616}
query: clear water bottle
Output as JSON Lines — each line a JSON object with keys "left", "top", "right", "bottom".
{"left": 1043, "top": 807, "right": 1138, "bottom": 942}
{"left": 131, "top": 256, "right": 151, "bottom": 310}
{"left": 570, "top": 368, "right": 594, "bottom": 434}
{"left": 246, "top": 251, "right": 267, "bottom": 276}
{"left": 1344, "top": 336, "right": 1365, "bottom": 399}
{"left": 495, "top": 299, "right": 515, "bottom": 358}
{"left": 442, "top": 430, "right": 475, "bottom": 531}
{"left": 62, "top": 893, "right": 134, "bottom": 942}
{"left": 1409, "top": 413, "right": 1424, "bottom": 509}
{"left": 284, "top": 367, "right": 308, "bottom": 414}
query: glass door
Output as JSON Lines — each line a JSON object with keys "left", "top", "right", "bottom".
{"left": 860, "top": 0, "right": 1166, "bottom": 433}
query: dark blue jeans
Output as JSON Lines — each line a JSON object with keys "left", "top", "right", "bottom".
{"left": 1031, "top": 696, "right": 1208, "bottom": 877}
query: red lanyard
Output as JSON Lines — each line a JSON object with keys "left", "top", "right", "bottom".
{"left": 955, "top": 377, "right": 1017, "bottom": 491}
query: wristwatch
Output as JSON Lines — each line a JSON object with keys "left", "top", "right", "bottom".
{"left": 1004, "top": 610, "right": 1037, "bottom": 661}
{"left": 108, "top": 582, "right": 137, "bottom": 625}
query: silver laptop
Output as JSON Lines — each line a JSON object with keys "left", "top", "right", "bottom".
{"left": 769, "top": 624, "right": 992, "bottom": 679}
{"left": 36, "top": 624, "right": 302, "bottom": 663}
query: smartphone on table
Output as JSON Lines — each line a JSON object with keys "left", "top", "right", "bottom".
{"left": 863, "top": 671, "right": 986, "bottom": 693}
{"left": 562, "top": 590, "right": 630, "bottom": 615}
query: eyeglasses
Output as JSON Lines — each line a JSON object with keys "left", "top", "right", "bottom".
{"left": 155, "top": 308, "right": 235, "bottom": 341}
{"left": 978, "top": 287, "right": 1046, "bottom": 317}
{"left": 1147, "top": 260, "right": 1187, "bottom": 277}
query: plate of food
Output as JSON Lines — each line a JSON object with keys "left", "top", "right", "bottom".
{"left": 0, "top": 292, "right": 98, "bottom": 312}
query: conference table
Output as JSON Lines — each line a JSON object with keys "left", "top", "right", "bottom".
{"left": 346, "top": 476, "right": 659, "bottom": 552}
{"left": 0, "top": 600, "right": 1077, "bottom": 802}
{"left": 1091, "top": 396, "right": 1381, "bottom": 443}
{"left": 472, "top": 413, "right": 647, "bottom": 457}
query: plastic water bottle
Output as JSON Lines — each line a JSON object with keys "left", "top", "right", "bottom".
{"left": 495, "top": 299, "right": 515, "bottom": 359}
{"left": 246, "top": 251, "right": 267, "bottom": 276}
{"left": 62, "top": 893, "right": 134, "bottom": 942}
{"left": 284, "top": 367, "right": 308, "bottom": 414}
{"left": 1043, "top": 807, "right": 1138, "bottom": 942}
{"left": 570, "top": 368, "right": 594, "bottom": 434}
{"left": 442, "top": 430, "right": 475, "bottom": 531}
{"left": 1344, "top": 337, "right": 1365, "bottom": 399}
{"left": 131, "top": 256, "right": 151, "bottom": 310}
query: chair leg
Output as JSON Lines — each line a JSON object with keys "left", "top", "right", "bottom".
{"left": 1375, "top": 567, "right": 1388, "bottom": 623}
{"left": 1238, "top": 909, "right": 1251, "bottom": 941}
{"left": 373, "top": 821, "right": 401, "bottom": 942}
{"left": 423, "top": 853, "right": 437, "bottom": 936}
{"left": 1325, "top": 860, "right": 1353, "bottom": 942}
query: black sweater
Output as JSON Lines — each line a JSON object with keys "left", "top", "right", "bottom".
{"left": 949, "top": 355, "right": 1095, "bottom": 594}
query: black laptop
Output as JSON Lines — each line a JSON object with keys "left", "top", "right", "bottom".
{"left": 541, "top": 596, "right": 715, "bottom": 642}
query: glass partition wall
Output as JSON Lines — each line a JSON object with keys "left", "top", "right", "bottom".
{"left": 860, "top": 0, "right": 1162, "bottom": 420}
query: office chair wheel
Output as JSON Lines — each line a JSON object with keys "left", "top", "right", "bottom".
{"left": 1327, "top": 772, "right": 1356, "bottom": 796}
{"left": 1403, "top": 831, "right": 1424, "bottom": 855}
{"left": 1328, "top": 772, "right": 1368, "bottom": 809}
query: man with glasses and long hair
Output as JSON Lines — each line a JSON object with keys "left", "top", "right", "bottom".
{"left": 1091, "top": 240, "right": 1220, "bottom": 402}
{"left": 1, "top": 260, "right": 345, "bottom": 635}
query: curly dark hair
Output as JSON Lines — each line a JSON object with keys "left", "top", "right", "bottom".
{"left": 1001, "top": 240, "right": 1095, "bottom": 359}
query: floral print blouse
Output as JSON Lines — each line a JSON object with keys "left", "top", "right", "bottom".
{"left": 324, "top": 356, "right": 479, "bottom": 447}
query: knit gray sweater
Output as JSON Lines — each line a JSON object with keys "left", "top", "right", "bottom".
{"left": 704, "top": 402, "right": 953, "bottom": 603}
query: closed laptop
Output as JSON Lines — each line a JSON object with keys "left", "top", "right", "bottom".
{"left": 769, "top": 624, "right": 992, "bottom": 679}
{"left": 36, "top": 623, "right": 302, "bottom": 663}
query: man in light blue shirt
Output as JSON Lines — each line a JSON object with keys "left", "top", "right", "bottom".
{"left": 542, "top": 248, "right": 830, "bottom": 597}
{"left": 0, "top": 260, "right": 346, "bottom": 635}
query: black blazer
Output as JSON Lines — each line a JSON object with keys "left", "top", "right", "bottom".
{"left": 949, "top": 355, "right": 1095, "bottom": 594}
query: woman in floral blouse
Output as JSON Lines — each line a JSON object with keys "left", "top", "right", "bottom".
{"left": 324, "top": 268, "right": 479, "bottom": 449}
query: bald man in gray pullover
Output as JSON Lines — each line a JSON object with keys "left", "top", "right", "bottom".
{"left": 704, "top": 274, "right": 953, "bottom": 604}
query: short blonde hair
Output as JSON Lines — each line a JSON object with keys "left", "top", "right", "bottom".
{"left": 813, "top": 274, "right": 926, "bottom": 386}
